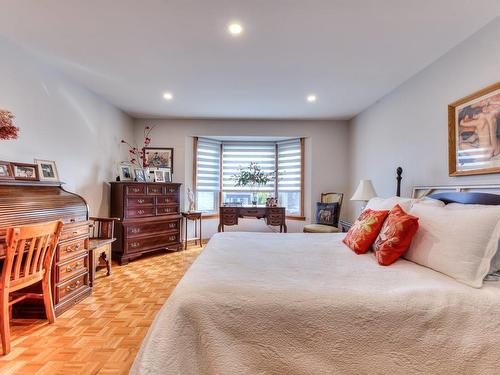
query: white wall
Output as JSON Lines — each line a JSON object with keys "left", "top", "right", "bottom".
{"left": 134, "top": 119, "right": 350, "bottom": 238}
{"left": 347, "top": 16, "right": 500, "bottom": 221}
{"left": 0, "top": 39, "right": 134, "bottom": 216}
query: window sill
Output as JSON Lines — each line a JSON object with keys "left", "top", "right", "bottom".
{"left": 286, "top": 215, "right": 306, "bottom": 221}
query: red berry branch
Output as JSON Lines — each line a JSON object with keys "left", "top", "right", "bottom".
{"left": 0, "top": 109, "right": 20, "bottom": 140}
{"left": 121, "top": 125, "right": 154, "bottom": 169}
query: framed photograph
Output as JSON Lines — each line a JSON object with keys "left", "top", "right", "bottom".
{"left": 12, "top": 162, "right": 39, "bottom": 181}
{"left": 119, "top": 163, "right": 133, "bottom": 181}
{"left": 34, "top": 159, "right": 59, "bottom": 181}
{"left": 0, "top": 161, "right": 14, "bottom": 180}
{"left": 159, "top": 168, "right": 172, "bottom": 182}
{"left": 144, "top": 147, "right": 174, "bottom": 173}
{"left": 449, "top": 81, "right": 500, "bottom": 176}
{"left": 134, "top": 168, "right": 146, "bottom": 182}
{"left": 154, "top": 169, "right": 165, "bottom": 183}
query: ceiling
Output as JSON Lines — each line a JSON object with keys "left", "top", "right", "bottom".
{"left": 0, "top": 0, "right": 499, "bottom": 120}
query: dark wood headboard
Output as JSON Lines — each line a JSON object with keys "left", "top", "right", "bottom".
{"left": 427, "top": 192, "right": 500, "bottom": 205}
{"left": 412, "top": 184, "right": 500, "bottom": 206}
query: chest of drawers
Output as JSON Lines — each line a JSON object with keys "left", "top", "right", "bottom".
{"left": 110, "top": 182, "right": 182, "bottom": 264}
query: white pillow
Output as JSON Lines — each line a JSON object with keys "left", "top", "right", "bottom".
{"left": 365, "top": 196, "right": 444, "bottom": 213}
{"left": 444, "top": 203, "right": 500, "bottom": 273}
{"left": 405, "top": 204, "right": 500, "bottom": 288}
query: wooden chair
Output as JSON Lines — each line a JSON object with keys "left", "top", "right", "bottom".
{"left": 88, "top": 217, "right": 118, "bottom": 286}
{"left": 303, "top": 192, "right": 344, "bottom": 233}
{"left": 1, "top": 220, "right": 63, "bottom": 355}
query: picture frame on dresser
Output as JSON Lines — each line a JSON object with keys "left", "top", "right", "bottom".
{"left": 0, "top": 161, "right": 14, "bottom": 180}
{"left": 118, "top": 163, "right": 133, "bottom": 181}
{"left": 34, "top": 159, "right": 59, "bottom": 181}
{"left": 11, "top": 162, "right": 39, "bottom": 181}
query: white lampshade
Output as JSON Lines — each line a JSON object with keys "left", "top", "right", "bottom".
{"left": 350, "top": 179, "right": 377, "bottom": 202}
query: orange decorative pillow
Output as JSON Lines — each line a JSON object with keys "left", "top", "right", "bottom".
{"left": 343, "top": 209, "right": 389, "bottom": 254}
{"left": 373, "top": 204, "right": 419, "bottom": 266}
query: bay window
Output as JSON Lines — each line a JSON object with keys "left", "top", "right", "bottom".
{"left": 194, "top": 137, "right": 304, "bottom": 218}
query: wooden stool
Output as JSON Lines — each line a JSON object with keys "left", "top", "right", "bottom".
{"left": 88, "top": 217, "right": 117, "bottom": 286}
{"left": 181, "top": 212, "right": 202, "bottom": 250}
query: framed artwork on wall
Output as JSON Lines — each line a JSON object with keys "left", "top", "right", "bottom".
{"left": 12, "top": 162, "right": 39, "bottom": 181}
{"left": 0, "top": 161, "right": 14, "bottom": 180}
{"left": 144, "top": 147, "right": 174, "bottom": 173}
{"left": 448, "top": 81, "right": 500, "bottom": 176}
{"left": 35, "top": 159, "right": 59, "bottom": 181}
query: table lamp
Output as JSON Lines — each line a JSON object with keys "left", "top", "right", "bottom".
{"left": 350, "top": 179, "right": 377, "bottom": 211}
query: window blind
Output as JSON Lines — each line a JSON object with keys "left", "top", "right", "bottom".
{"left": 277, "top": 139, "right": 302, "bottom": 191}
{"left": 195, "top": 138, "right": 221, "bottom": 192}
{"left": 222, "top": 142, "right": 276, "bottom": 192}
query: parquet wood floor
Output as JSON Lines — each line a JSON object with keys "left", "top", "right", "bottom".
{"left": 0, "top": 245, "right": 203, "bottom": 375}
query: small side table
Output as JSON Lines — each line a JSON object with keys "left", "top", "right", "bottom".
{"left": 181, "top": 211, "right": 202, "bottom": 250}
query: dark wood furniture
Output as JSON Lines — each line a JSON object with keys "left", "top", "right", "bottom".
{"left": 88, "top": 217, "right": 118, "bottom": 285}
{"left": 0, "top": 181, "right": 92, "bottom": 318}
{"left": 110, "top": 182, "right": 182, "bottom": 264}
{"left": 218, "top": 206, "right": 287, "bottom": 233}
{"left": 1, "top": 221, "right": 63, "bottom": 355}
{"left": 181, "top": 212, "right": 202, "bottom": 250}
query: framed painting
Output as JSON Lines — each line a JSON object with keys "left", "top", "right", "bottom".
{"left": 144, "top": 147, "right": 174, "bottom": 173}
{"left": 448, "top": 81, "right": 500, "bottom": 176}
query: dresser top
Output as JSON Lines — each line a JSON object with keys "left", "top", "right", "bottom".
{"left": 110, "top": 181, "right": 182, "bottom": 185}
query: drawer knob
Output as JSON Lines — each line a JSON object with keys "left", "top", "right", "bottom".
{"left": 168, "top": 223, "right": 176, "bottom": 228}
{"left": 137, "top": 199, "right": 145, "bottom": 204}
{"left": 169, "top": 235, "right": 176, "bottom": 241}
{"left": 131, "top": 228, "right": 140, "bottom": 234}
{"left": 137, "top": 210, "right": 145, "bottom": 215}
{"left": 66, "top": 280, "right": 81, "bottom": 291}
{"left": 130, "top": 242, "right": 140, "bottom": 248}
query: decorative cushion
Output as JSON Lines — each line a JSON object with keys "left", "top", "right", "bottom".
{"left": 315, "top": 202, "right": 339, "bottom": 226}
{"left": 303, "top": 224, "right": 340, "bottom": 233}
{"left": 366, "top": 196, "right": 444, "bottom": 213}
{"left": 406, "top": 204, "right": 500, "bottom": 288}
{"left": 372, "top": 205, "right": 419, "bottom": 266}
{"left": 343, "top": 209, "right": 389, "bottom": 254}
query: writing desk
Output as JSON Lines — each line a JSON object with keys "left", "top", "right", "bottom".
{"left": 218, "top": 206, "right": 287, "bottom": 233}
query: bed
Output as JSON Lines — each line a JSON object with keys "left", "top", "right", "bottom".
{"left": 130, "top": 186, "right": 500, "bottom": 375}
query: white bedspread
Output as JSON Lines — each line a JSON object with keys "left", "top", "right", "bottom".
{"left": 130, "top": 233, "right": 500, "bottom": 375}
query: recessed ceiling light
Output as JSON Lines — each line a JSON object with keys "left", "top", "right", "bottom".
{"left": 307, "top": 94, "right": 317, "bottom": 102}
{"left": 163, "top": 92, "right": 173, "bottom": 101}
{"left": 228, "top": 23, "right": 243, "bottom": 35}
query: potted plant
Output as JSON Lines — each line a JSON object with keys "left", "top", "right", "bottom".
{"left": 233, "top": 162, "right": 274, "bottom": 206}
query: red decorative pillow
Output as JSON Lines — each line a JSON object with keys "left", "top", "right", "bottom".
{"left": 373, "top": 204, "right": 419, "bottom": 266}
{"left": 343, "top": 209, "right": 389, "bottom": 254}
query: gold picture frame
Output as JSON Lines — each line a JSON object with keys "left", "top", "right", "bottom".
{"left": 448, "top": 81, "right": 500, "bottom": 176}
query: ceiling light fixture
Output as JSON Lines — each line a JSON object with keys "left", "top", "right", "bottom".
{"left": 163, "top": 92, "right": 173, "bottom": 101}
{"left": 228, "top": 23, "right": 243, "bottom": 35}
{"left": 307, "top": 94, "right": 317, "bottom": 102}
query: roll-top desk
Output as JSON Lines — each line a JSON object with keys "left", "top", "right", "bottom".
{"left": 110, "top": 182, "right": 182, "bottom": 264}
{"left": 0, "top": 181, "right": 91, "bottom": 317}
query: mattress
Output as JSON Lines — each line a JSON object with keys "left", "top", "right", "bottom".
{"left": 130, "top": 232, "right": 500, "bottom": 375}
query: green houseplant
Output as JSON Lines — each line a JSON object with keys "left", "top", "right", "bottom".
{"left": 233, "top": 162, "right": 275, "bottom": 205}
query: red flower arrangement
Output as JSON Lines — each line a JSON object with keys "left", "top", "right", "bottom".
{"left": 0, "top": 109, "right": 20, "bottom": 140}
{"left": 121, "top": 126, "right": 154, "bottom": 169}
